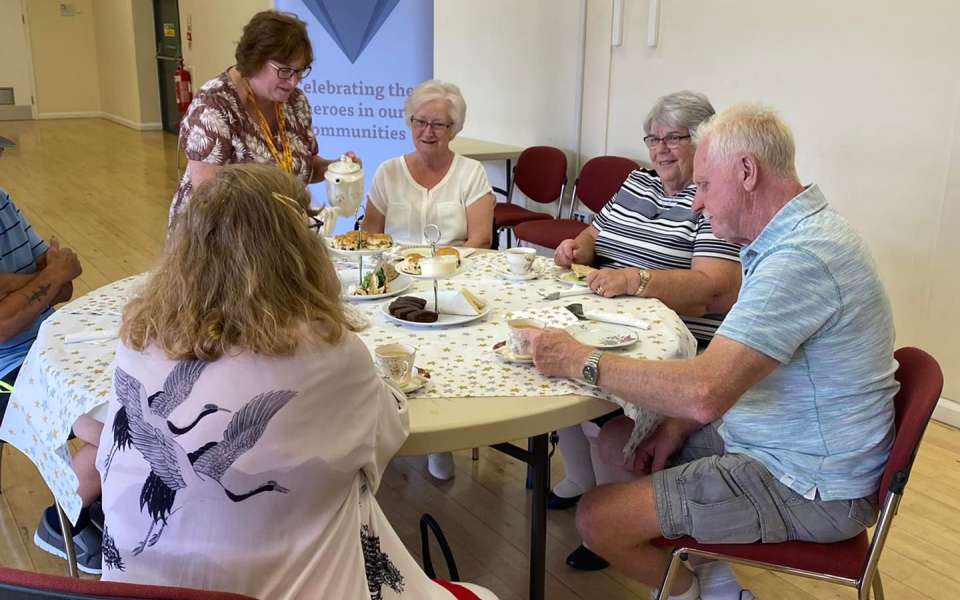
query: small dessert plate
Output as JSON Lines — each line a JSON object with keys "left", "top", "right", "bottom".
{"left": 558, "top": 271, "right": 589, "bottom": 287}
{"left": 493, "top": 342, "right": 534, "bottom": 364}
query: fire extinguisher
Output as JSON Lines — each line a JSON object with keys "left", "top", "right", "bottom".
{"left": 174, "top": 60, "right": 193, "bottom": 113}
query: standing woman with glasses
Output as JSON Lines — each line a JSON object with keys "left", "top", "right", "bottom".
{"left": 168, "top": 11, "right": 358, "bottom": 226}
{"left": 362, "top": 79, "right": 495, "bottom": 249}
{"left": 548, "top": 91, "right": 744, "bottom": 572}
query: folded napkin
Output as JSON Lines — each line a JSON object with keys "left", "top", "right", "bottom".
{"left": 64, "top": 330, "right": 118, "bottom": 344}
{"left": 580, "top": 308, "right": 651, "bottom": 330}
{"left": 424, "top": 290, "right": 485, "bottom": 316}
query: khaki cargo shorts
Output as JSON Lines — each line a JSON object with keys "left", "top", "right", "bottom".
{"left": 652, "top": 425, "right": 880, "bottom": 544}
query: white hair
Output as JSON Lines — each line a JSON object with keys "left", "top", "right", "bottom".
{"left": 695, "top": 103, "right": 799, "bottom": 181}
{"left": 643, "top": 90, "right": 715, "bottom": 135}
{"left": 404, "top": 79, "right": 467, "bottom": 135}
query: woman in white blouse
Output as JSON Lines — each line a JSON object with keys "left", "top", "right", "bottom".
{"left": 97, "top": 164, "right": 496, "bottom": 600}
{"left": 363, "top": 80, "right": 495, "bottom": 248}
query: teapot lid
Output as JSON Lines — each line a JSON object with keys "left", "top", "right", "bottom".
{"left": 327, "top": 154, "right": 362, "bottom": 175}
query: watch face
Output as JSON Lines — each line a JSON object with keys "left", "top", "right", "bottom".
{"left": 583, "top": 363, "right": 599, "bottom": 385}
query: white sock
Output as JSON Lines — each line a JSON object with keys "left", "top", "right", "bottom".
{"left": 650, "top": 574, "right": 700, "bottom": 600}
{"left": 692, "top": 560, "right": 747, "bottom": 600}
{"left": 586, "top": 422, "right": 635, "bottom": 485}
{"left": 553, "top": 425, "right": 596, "bottom": 497}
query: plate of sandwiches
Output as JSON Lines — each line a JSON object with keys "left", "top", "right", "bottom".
{"left": 338, "top": 260, "right": 414, "bottom": 301}
{"left": 396, "top": 246, "right": 465, "bottom": 278}
{"left": 382, "top": 289, "right": 489, "bottom": 327}
{"left": 326, "top": 231, "right": 395, "bottom": 255}
{"left": 559, "top": 263, "right": 595, "bottom": 286}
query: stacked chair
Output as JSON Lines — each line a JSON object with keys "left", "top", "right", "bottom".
{"left": 513, "top": 155, "right": 637, "bottom": 250}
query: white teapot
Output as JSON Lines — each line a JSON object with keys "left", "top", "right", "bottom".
{"left": 318, "top": 155, "right": 364, "bottom": 236}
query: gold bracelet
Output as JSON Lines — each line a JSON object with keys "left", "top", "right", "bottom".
{"left": 634, "top": 269, "right": 652, "bottom": 297}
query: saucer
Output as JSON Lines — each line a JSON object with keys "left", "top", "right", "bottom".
{"left": 396, "top": 373, "right": 428, "bottom": 394}
{"left": 496, "top": 267, "right": 539, "bottom": 281}
{"left": 493, "top": 343, "right": 534, "bottom": 364}
{"left": 565, "top": 322, "right": 639, "bottom": 349}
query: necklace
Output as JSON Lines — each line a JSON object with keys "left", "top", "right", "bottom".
{"left": 243, "top": 80, "right": 294, "bottom": 174}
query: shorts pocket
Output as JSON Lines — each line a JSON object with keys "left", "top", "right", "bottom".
{"left": 687, "top": 495, "right": 761, "bottom": 544}
{"left": 847, "top": 497, "right": 879, "bottom": 529}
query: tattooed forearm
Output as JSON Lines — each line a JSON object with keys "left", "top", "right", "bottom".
{"left": 25, "top": 284, "right": 51, "bottom": 304}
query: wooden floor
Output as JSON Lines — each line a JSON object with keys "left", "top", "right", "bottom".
{"left": 0, "top": 118, "right": 958, "bottom": 599}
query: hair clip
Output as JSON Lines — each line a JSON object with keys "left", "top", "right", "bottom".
{"left": 272, "top": 191, "right": 305, "bottom": 215}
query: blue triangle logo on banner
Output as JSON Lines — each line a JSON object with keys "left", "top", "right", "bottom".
{"left": 301, "top": 0, "right": 401, "bottom": 63}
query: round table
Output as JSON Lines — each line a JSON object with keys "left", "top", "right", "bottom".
{"left": 1, "top": 250, "right": 696, "bottom": 599}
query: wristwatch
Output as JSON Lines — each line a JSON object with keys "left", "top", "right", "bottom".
{"left": 634, "top": 268, "right": 652, "bottom": 297}
{"left": 581, "top": 350, "right": 604, "bottom": 385}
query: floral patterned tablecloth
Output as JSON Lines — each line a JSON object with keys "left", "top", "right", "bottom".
{"left": 1, "top": 253, "right": 695, "bottom": 522}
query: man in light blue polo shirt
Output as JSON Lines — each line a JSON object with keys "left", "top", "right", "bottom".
{"left": 527, "top": 104, "right": 897, "bottom": 600}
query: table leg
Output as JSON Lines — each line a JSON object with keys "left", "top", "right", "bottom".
{"left": 491, "top": 433, "right": 549, "bottom": 600}
{"left": 55, "top": 502, "right": 79, "bottom": 578}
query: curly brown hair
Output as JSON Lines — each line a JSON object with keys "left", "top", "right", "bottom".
{"left": 235, "top": 10, "right": 314, "bottom": 77}
{"left": 122, "top": 164, "right": 356, "bottom": 361}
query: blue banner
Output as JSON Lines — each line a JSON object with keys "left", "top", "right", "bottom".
{"left": 276, "top": 0, "right": 434, "bottom": 234}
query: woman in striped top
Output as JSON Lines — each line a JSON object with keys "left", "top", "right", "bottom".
{"left": 550, "top": 91, "right": 743, "bottom": 571}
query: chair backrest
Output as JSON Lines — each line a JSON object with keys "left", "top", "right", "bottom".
{"left": 571, "top": 155, "right": 639, "bottom": 214}
{"left": 511, "top": 146, "right": 567, "bottom": 205}
{"left": 878, "top": 347, "right": 943, "bottom": 503}
{"left": 0, "top": 567, "right": 257, "bottom": 600}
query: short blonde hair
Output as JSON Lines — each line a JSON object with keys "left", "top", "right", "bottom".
{"left": 404, "top": 79, "right": 467, "bottom": 135}
{"left": 122, "top": 164, "right": 356, "bottom": 361}
{"left": 695, "top": 103, "right": 799, "bottom": 180}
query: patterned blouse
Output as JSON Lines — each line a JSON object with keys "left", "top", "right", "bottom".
{"left": 169, "top": 71, "right": 319, "bottom": 224}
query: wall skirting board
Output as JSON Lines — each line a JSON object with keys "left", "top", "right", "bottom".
{"left": 934, "top": 397, "right": 960, "bottom": 429}
{"left": 39, "top": 112, "right": 162, "bottom": 131}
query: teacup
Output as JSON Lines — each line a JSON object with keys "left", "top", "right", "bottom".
{"left": 507, "top": 318, "right": 544, "bottom": 358}
{"left": 374, "top": 343, "right": 417, "bottom": 386}
{"left": 504, "top": 247, "right": 537, "bottom": 274}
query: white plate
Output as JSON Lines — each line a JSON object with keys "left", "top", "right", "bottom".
{"left": 559, "top": 271, "right": 590, "bottom": 287}
{"left": 381, "top": 294, "right": 491, "bottom": 327}
{"left": 325, "top": 237, "right": 394, "bottom": 257}
{"left": 338, "top": 271, "right": 414, "bottom": 301}
{"left": 496, "top": 267, "right": 539, "bottom": 281}
{"left": 565, "top": 322, "right": 639, "bottom": 349}
{"left": 493, "top": 343, "right": 534, "bottom": 363}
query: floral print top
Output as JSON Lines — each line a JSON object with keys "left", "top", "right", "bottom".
{"left": 169, "top": 71, "right": 318, "bottom": 225}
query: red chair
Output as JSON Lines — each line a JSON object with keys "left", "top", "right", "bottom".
{"left": 652, "top": 346, "right": 944, "bottom": 600}
{"left": 0, "top": 566, "right": 257, "bottom": 599}
{"left": 513, "top": 155, "right": 637, "bottom": 250}
{"left": 493, "top": 146, "right": 567, "bottom": 248}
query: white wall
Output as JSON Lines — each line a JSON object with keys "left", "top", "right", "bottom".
{"left": 178, "top": 0, "right": 274, "bottom": 86}
{"left": 439, "top": 0, "right": 960, "bottom": 399}
{"left": 0, "top": 0, "right": 35, "bottom": 117}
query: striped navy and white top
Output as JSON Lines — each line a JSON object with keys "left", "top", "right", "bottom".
{"left": 592, "top": 169, "right": 741, "bottom": 343}
{"left": 0, "top": 189, "right": 51, "bottom": 378}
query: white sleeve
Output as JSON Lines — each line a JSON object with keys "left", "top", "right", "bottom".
{"left": 462, "top": 158, "right": 493, "bottom": 207}
{"left": 366, "top": 161, "right": 391, "bottom": 214}
{"left": 363, "top": 380, "right": 410, "bottom": 493}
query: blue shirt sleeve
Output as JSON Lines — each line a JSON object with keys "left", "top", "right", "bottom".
{"left": 716, "top": 247, "right": 841, "bottom": 363}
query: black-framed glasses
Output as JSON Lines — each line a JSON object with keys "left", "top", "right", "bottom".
{"left": 268, "top": 61, "right": 312, "bottom": 80}
{"left": 643, "top": 134, "right": 691, "bottom": 149}
{"left": 410, "top": 117, "right": 452, "bottom": 132}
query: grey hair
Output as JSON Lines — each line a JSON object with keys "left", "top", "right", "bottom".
{"left": 694, "top": 103, "right": 799, "bottom": 181}
{"left": 643, "top": 90, "right": 716, "bottom": 135}
{"left": 404, "top": 79, "right": 467, "bottom": 136}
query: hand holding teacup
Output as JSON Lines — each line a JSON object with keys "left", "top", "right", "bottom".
{"left": 527, "top": 327, "right": 592, "bottom": 379}
{"left": 506, "top": 318, "right": 544, "bottom": 357}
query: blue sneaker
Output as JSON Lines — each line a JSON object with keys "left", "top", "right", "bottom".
{"left": 33, "top": 506, "right": 102, "bottom": 575}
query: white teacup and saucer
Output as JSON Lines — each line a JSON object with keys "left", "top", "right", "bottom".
{"left": 374, "top": 343, "right": 428, "bottom": 393}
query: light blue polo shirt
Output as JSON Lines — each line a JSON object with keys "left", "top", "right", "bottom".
{"left": 0, "top": 189, "right": 52, "bottom": 378}
{"left": 716, "top": 184, "right": 897, "bottom": 501}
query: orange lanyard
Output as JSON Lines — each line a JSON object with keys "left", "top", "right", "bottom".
{"left": 244, "top": 81, "right": 294, "bottom": 174}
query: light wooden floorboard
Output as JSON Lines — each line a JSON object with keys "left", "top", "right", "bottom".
{"left": 0, "top": 118, "right": 958, "bottom": 598}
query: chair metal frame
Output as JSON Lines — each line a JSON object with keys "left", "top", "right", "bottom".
{"left": 654, "top": 347, "right": 942, "bottom": 600}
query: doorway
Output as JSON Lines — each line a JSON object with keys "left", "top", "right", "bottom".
{"left": 153, "top": 0, "right": 182, "bottom": 133}
{"left": 0, "top": 0, "right": 37, "bottom": 121}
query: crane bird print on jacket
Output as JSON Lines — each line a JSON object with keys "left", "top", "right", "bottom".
{"left": 110, "top": 365, "right": 294, "bottom": 556}
{"left": 102, "top": 360, "right": 230, "bottom": 477}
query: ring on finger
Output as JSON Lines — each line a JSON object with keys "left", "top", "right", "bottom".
{"left": 596, "top": 286, "right": 605, "bottom": 295}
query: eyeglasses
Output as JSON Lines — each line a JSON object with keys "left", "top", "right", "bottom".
{"left": 267, "top": 61, "right": 312, "bottom": 80}
{"left": 643, "top": 134, "right": 691, "bottom": 149}
{"left": 410, "top": 117, "right": 452, "bottom": 132}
